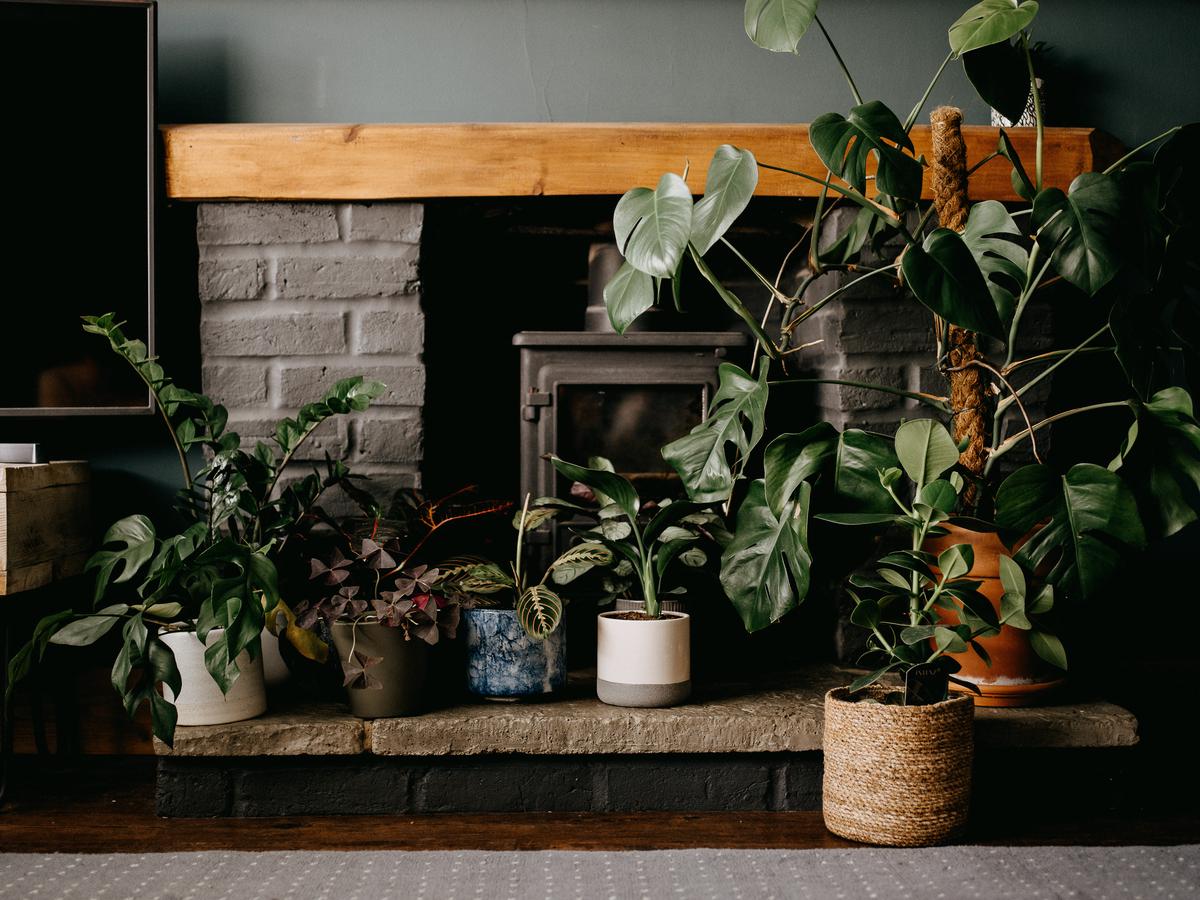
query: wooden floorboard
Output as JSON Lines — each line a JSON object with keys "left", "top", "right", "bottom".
{"left": 2, "top": 757, "right": 1197, "bottom": 852}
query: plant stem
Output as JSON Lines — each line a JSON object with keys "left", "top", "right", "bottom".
{"left": 689, "top": 245, "right": 780, "bottom": 356}
{"left": 1021, "top": 32, "right": 1044, "bottom": 191}
{"left": 990, "top": 400, "right": 1133, "bottom": 461}
{"left": 965, "top": 150, "right": 1001, "bottom": 178}
{"left": 904, "top": 51, "right": 954, "bottom": 132}
{"left": 998, "top": 324, "right": 1110, "bottom": 412}
{"left": 719, "top": 238, "right": 792, "bottom": 304}
{"left": 771, "top": 377, "right": 951, "bottom": 413}
{"left": 783, "top": 264, "right": 901, "bottom": 332}
{"left": 1004, "top": 344, "right": 1111, "bottom": 374}
{"left": 815, "top": 16, "right": 864, "bottom": 106}
{"left": 1104, "top": 126, "right": 1181, "bottom": 174}
{"left": 514, "top": 493, "right": 530, "bottom": 592}
{"left": 1003, "top": 247, "right": 1053, "bottom": 368}
{"left": 756, "top": 162, "right": 904, "bottom": 227}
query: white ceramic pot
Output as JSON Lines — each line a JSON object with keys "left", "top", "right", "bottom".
{"left": 160, "top": 629, "right": 268, "bottom": 726}
{"left": 595, "top": 610, "right": 690, "bottom": 707}
{"left": 260, "top": 628, "right": 290, "bottom": 687}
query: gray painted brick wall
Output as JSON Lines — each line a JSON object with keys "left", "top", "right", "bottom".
{"left": 198, "top": 202, "right": 425, "bottom": 508}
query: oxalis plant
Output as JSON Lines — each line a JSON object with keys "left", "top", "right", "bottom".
{"left": 5, "top": 314, "right": 385, "bottom": 743}
{"left": 607, "top": 0, "right": 1200, "bottom": 683}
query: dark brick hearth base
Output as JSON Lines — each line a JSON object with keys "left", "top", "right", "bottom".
{"left": 157, "top": 748, "right": 1135, "bottom": 818}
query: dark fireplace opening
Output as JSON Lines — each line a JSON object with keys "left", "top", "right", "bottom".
{"left": 420, "top": 197, "right": 838, "bottom": 675}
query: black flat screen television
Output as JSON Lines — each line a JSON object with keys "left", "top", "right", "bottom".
{"left": 0, "top": 0, "right": 155, "bottom": 415}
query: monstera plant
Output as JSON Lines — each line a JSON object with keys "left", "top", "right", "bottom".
{"left": 5, "top": 314, "right": 385, "bottom": 743}
{"left": 607, "top": 0, "right": 1200, "bottom": 689}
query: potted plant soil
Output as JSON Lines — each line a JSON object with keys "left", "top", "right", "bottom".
{"left": 605, "top": 0, "right": 1194, "bottom": 705}
{"left": 440, "top": 495, "right": 611, "bottom": 700}
{"left": 5, "top": 315, "right": 383, "bottom": 743}
{"left": 538, "top": 456, "right": 720, "bottom": 708}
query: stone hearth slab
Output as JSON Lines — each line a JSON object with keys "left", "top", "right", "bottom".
{"left": 157, "top": 665, "right": 1137, "bottom": 757}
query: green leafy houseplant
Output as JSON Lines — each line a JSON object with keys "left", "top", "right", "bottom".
{"left": 5, "top": 314, "right": 385, "bottom": 743}
{"left": 440, "top": 494, "right": 614, "bottom": 640}
{"left": 536, "top": 456, "right": 723, "bottom": 619}
{"left": 607, "top": 0, "right": 1199, "bottom": 694}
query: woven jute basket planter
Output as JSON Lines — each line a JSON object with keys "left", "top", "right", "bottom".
{"left": 823, "top": 685, "right": 974, "bottom": 847}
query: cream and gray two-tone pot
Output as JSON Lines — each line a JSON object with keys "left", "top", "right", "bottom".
{"left": 595, "top": 610, "right": 690, "bottom": 707}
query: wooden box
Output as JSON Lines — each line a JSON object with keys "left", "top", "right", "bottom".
{"left": 0, "top": 461, "right": 91, "bottom": 595}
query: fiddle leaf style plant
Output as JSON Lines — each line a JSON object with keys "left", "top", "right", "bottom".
{"left": 439, "top": 494, "right": 613, "bottom": 640}
{"left": 606, "top": 0, "right": 1199, "bottom": 683}
{"left": 6, "top": 314, "right": 385, "bottom": 744}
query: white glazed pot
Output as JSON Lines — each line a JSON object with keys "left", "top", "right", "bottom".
{"left": 160, "top": 629, "right": 268, "bottom": 726}
{"left": 260, "top": 628, "right": 290, "bottom": 687}
{"left": 595, "top": 610, "right": 690, "bottom": 707}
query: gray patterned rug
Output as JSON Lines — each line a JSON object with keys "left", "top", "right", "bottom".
{"left": 2, "top": 846, "right": 1197, "bottom": 899}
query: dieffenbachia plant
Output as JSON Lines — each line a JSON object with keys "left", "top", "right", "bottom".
{"left": 517, "top": 457, "right": 722, "bottom": 619}
{"left": 5, "top": 314, "right": 385, "bottom": 744}
{"left": 610, "top": 1, "right": 1197, "bottom": 646}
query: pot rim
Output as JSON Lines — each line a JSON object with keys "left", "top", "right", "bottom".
{"left": 826, "top": 685, "right": 974, "bottom": 713}
{"left": 462, "top": 606, "right": 518, "bottom": 616}
{"left": 598, "top": 610, "right": 690, "bottom": 624}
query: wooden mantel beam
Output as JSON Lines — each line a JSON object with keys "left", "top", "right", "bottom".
{"left": 161, "top": 123, "right": 1117, "bottom": 202}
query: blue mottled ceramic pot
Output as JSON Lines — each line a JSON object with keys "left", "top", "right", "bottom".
{"left": 463, "top": 608, "right": 567, "bottom": 699}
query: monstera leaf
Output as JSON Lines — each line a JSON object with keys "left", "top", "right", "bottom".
{"left": 960, "top": 200, "right": 1029, "bottom": 325}
{"left": 810, "top": 101, "right": 924, "bottom": 201}
{"left": 962, "top": 39, "right": 1031, "bottom": 124}
{"left": 604, "top": 261, "right": 656, "bottom": 334}
{"left": 995, "top": 463, "right": 1145, "bottom": 602}
{"left": 901, "top": 227, "right": 1006, "bottom": 339}
{"left": 85, "top": 515, "right": 157, "bottom": 604}
{"left": 834, "top": 429, "right": 900, "bottom": 512}
{"left": 743, "top": 0, "right": 819, "bottom": 53}
{"left": 1110, "top": 387, "right": 1200, "bottom": 540}
{"left": 662, "top": 363, "right": 768, "bottom": 503}
{"left": 720, "top": 480, "right": 813, "bottom": 632}
{"left": 764, "top": 423, "right": 838, "bottom": 515}
{"left": 613, "top": 172, "right": 693, "bottom": 278}
{"left": 1032, "top": 173, "right": 1124, "bottom": 296}
{"left": 949, "top": 0, "right": 1040, "bottom": 56}
{"left": 691, "top": 144, "right": 759, "bottom": 254}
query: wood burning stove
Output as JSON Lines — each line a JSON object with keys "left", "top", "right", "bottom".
{"left": 513, "top": 330, "right": 747, "bottom": 559}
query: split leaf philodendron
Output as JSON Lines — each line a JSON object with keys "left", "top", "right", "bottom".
{"left": 607, "top": 0, "right": 1200, "bottom": 698}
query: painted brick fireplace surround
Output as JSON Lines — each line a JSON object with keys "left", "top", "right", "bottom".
{"left": 197, "top": 202, "right": 426, "bottom": 504}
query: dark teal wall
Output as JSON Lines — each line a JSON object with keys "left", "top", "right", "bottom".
{"left": 158, "top": 0, "right": 1200, "bottom": 146}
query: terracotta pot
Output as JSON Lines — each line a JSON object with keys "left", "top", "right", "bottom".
{"left": 160, "top": 629, "right": 267, "bottom": 726}
{"left": 924, "top": 524, "right": 1064, "bottom": 706}
{"left": 595, "top": 610, "right": 690, "bottom": 707}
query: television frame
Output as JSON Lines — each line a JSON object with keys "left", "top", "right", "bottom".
{"left": 0, "top": 0, "right": 157, "bottom": 417}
